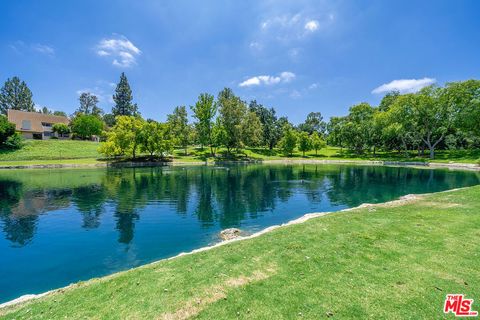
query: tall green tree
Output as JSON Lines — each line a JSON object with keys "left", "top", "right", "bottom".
{"left": 241, "top": 111, "right": 262, "bottom": 147}
{"left": 297, "top": 131, "right": 312, "bottom": 157}
{"left": 77, "top": 92, "right": 103, "bottom": 116}
{"left": 298, "top": 112, "right": 326, "bottom": 135}
{"left": 167, "top": 106, "right": 190, "bottom": 155}
{"left": 217, "top": 88, "right": 246, "bottom": 153}
{"left": 279, "top": 126, "right": 297, "bottom": 156}
{"left": 99, "top": 116, "right": 144, "bottom": 159}
{"left": 191, "top": 93, "right": 217, "bottom": 155}
{"left": 0, "top": 77, "right": 35, "bottom": 115}
{"left": 249, "top": 101, "right": 280, "bottom": 150}
{"left": 311, "top": 131, "right": 326, "bottom": 155}
{"left": 112, "top": 73, "right": 138, "bottom": 116}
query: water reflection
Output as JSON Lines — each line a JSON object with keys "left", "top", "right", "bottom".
{"left": 0, "top": 164, "right": 479, "bottom": 248}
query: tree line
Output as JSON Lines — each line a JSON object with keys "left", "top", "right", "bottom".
{"left": 1, "top": 73, "right": 479, "bottom": 159}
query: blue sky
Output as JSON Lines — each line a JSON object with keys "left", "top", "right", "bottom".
{"left": 1, "top": 0, "right": 479, "bottom": 123}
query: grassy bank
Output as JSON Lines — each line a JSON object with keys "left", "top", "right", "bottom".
{"left": 0, "top": 140, "right": 479, "bottom": 167}
{"left": 1, "top": 186, "right": 479, "bottom": 319}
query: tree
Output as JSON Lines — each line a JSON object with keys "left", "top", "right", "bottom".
{"left": 53, "top": 111, "right": 67, "bottom": 117}
{"left": 71, "top": 114, "right": 103, "bottom": 140}
{"left": 378, "top": 91, "right": 400, "bottom": 111}
{"left": 412, "top": 86, "right": 453, "bottom": 159}
{"left": 249, "top": 101, "right": 280, "bottom": 150}
{"left": 40, "top": 106, "right": 52, "bottom": 114}
{"left": 52, "top": 123, "right": 70, "bottom": 137}
{"left": 217, "top": 88, "right": 246, "bottom": 153}
{"left": 343, "top": 103, "right": 375, "bottom": 153}
{"left": 167, "top": 106, "right": 190, "bottom": 155}
{"left": 112, "top": 73, "right": 138, "bottom": 116}
{"left": 298, "top": 112, "right": 326, "bottom": 135}
{"left": 279, "top": 126, "right": 297, "bottom": 156}
{"left": 99, "top": 116, "right": 144, "bottom": 158}
{"left": 241, "top": 111, "right": 262, "bottom": 147}
{"left": 0, "top": 115, "right": 16, "bottom": 146}
{"left": 326, "top": 116, "right": 347, "bottom": 151}
{"left": 297, "top": 131, "right": 312, "bottom": 157}
{"left": 77, "top": 92, "right": 103, "bottom": 116}
{"left": 0, "top": 77, "right": 35, "bottom": 115}
{"left": 103, "top": 113, "right": 116, "bottom": 127}
{"left": 139, "top": 121, "right": 173, "bottom": 159}
{"left": 311, "top": 131, "right": 326, "bottom": 155}
{"left": 191, "top": 93, "right": 217, "bottom": 155}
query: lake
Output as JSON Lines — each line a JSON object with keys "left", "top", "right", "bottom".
{"left": 0, "top": 164, "right": 479, "bottom": 303}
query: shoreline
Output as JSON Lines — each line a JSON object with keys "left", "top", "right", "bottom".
{"left": 0, "top": 185, "right": 470, "bottom": 310}
{"left": 0, "top": 158, "right": 478, "bottom": 171}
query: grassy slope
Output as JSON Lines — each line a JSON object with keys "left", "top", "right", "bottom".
{"left": 2, "top": 186, "right": 479, "bottom": 319}
{"left": 0, "top": 140, "right": 479, "bottom": 165}
{"left": 0, "top": 140, "right": 101, "bottom": 162}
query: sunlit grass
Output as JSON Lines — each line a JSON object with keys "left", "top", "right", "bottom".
{"left": 2, "top": 185, "right": 479, "bottom": 319}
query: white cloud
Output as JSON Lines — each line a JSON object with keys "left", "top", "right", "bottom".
{"left": 372, "top": 78, "right": 436, "bottom": 94}
{"left": 309, "top": 83, "right": 319, "bottom": 90}
{"left": 304, "top": 20, "right": 319, "bottom": 32}
{"left": 32, "top": 44, "right": 55, "bottom": 56}
{"left": 239, "top": 71, "right": 296, "bottom": 87}
{"left": 95, "top": 35, "right": 141, "bottom": 68}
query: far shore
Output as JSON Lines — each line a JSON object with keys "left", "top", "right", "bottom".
{"left": 0, "top": 158, "right": 479, "bottom": 171}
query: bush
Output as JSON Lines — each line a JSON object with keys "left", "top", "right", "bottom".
{"left": 71, "top": 114, "right": 103, "bottom": 140}
{"left": 0, "top": 115, "right": 16, "bottom": 145}
{"left": 52, "top": 123, "right": 71, "bottom": 135}
{"left": 50, "top": 136, "right": 59, "bottom": 140}
{"left": 4, "top": 132, "right": 24, "bottom": 149}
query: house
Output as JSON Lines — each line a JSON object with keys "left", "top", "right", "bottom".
{"left": 7, "top": 109, "right": 70, "bottom": 140}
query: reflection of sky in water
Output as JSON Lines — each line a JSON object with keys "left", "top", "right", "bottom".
{"left": 0, "top": 164, "right": 479, "bottom": 303}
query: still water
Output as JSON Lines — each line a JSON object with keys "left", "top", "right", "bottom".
{"left": 0, "top": 164, "right": 479, "bottom": 302}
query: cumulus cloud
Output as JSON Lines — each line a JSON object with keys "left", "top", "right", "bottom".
{"left": 239, "top": 71, "right": 296, "bottom": 87}
{"left": 304, "top": 20, "right": 319, "bottom": 32}
{"left": 95, "top": 35, "right": 141, "bottom": 68}
{"left": 372, "top": 78, "right": 437, "bottom": 94}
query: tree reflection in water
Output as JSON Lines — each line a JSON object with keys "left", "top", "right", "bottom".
{"left": 0, "top": 165, "right": 479, "bottom": 247}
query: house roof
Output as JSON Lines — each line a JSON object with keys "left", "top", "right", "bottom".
{"left": 7, "top": 109, "right": 69, "bottom": 133}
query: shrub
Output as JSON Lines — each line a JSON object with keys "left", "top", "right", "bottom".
{"left": 4, "top": 132, "right": 24, "bottom": 149}
{"left": 52, "top": 123, "right": 71, "bottom": 135}
{"left": 0, "top": 115, "right": 16, "bottom": 145}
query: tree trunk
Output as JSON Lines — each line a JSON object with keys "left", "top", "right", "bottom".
{"left": 210, "top": 145, "right": 215, "bottom": 157}
{"left": 303, "top": 150, "right": 305, "bottom": 157}
{"left": 373, "top": 146, "right": 376, "bottom": 157}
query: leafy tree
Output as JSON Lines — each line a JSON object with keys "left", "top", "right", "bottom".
{"left": 241, "top": 111, "right": 262, "bottom": 147}
{"left": 343, "top": 103, "right": 375, "bottom": 153}
{"left": 298, "top": 112, "right": 326, "bottom": 135}
{"left": 217, "top": 88, "right": 246, "bottom": 153}
{"left": 40, "top": 106, "right": 52, "bottom": 114}
{"left": 249, "top": 101, "right": 280, "bottom": 150}
{"left": 191, "top": 93, "right": 217, "bottom": 155}
{"left": 139, "top": 121, "right": 173, "bottom": 159}
{"left": 412, "top": 86, "right": 453, "bottom": 159}
{"left": 112, "top": 73, "right": 138, "bottom": 116}
{"left": 326, "top": 116, "right": 347, "bottom": 151}
{"left": 297, "top": 131, "right": 312, "bottom": 157}
{"left": 0, "top": 77, "right": 35, "bottom": 115}
{"left": 99, "top": 116, "right": 144, "bottom": 159}
{"left": 208, "top": 119, "right": 226, "bottom": 157}
{"left": 53, "top": 111, "right": 67, "bottom": 117}
{"left": 311, "top": 131, "right": 326, "bottom": 155}
{"left": 378, "top": 90, "right": 400, "bottom": 111}
{"left": 77, "top": 92, "right": 103, "bottom": 116}
{"left": 103, "top": 113, "right": 116, "bottom": 127}
{"left": 279, "top": 126, "right": 297, "bottom": 156}
{"left": 52, "top": 123, "right": 70, "bottom": 136}
{"left": 167, "top": 106, "right": 190, "bottom": 155}
{"left": 0, "top": 115, "right": 16, "bottom": 146}
{"left": 71, "top": 114, "right": 103, "bottom": 140}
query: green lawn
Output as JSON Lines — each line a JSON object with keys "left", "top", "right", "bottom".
{"left": 1, "top": 186, "right": 479, "bottom": 319}
{"left": 0, "top": 140, "right": 479, "bottom": 166}
{"left": 0, "top": 140, "right": 101, "bottom": 161}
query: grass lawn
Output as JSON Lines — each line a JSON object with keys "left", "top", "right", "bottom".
{"left": 1, "top": 185, "right": 479, "bottom": 319}
{"left": 0, "top": 140, "right": 101, "bottom": 162}
{"left": 1, "top": 140, "right": 479, "bottom": 166}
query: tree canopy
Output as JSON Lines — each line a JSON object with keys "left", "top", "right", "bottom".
{"left": 0, "top": 77, "right": 35, "bottom": 115}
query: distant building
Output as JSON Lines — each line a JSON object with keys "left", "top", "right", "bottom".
{"left": 7, "top": 109, "right": 70, "bottom": 140}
